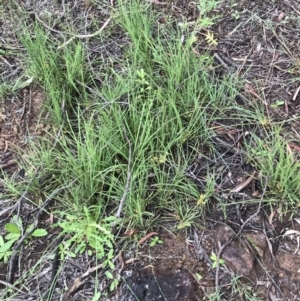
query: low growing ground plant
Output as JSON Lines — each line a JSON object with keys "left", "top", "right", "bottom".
{"left": 247, "top": 127, "right": 300, "bottom": 213}
{"left": 0, "top": 215, "right": 47, "bottom": 263}
{"left": 56, "top": 206, "right": 118, "bottom": 265}
{"left": 210, "top": 252, "right": 225, "bottom": 269}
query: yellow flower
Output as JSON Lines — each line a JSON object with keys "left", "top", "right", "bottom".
{"left": 197, "top": 194, "right": 206, "bottom": 206}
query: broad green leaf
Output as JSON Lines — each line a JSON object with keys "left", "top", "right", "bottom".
{"left": 107, "top": 248, "right": 114, "bottom": 259}
{"left": 91, "top": 223, "right": 111, "bottom": 235}
{"left": 106, "top": 240, "right": 113, "bottom": 249}
{"left": 75, "top": 241, "right": 86, "bottom": 254}
{"left": 32, "top": 229, "right": 48, "bottom": 237}
{"left": 5, "top": 223, "right": 20, "bottom": 234}
{"left": 5, "top": 233, "right": 20, "bottom": 241}
{"left": 96, "top": 249, "right": 104, "bottom": 259}
{"left": 110, "top": 279, "right": 119, "bottom": 291}
{"left": 105, "top": 271, "right": 114, "bottom": 279}
{"left": 91, "top": 292, "right": 101, "bottom": 301}
{"left": 69, "top": 252, "right": 77, "bottom": 258}
{"left": 210, "top": 253, "right": 217, "bottom": 261}
{"left": 108, "top": 260, "right": 115, "bottom": 270}
{"left": 103, "top": 216, "right": 117, "bottom": 222}
{"left": 3, "top": 251, "right": 12, "bottom": 263}
{"left": 177, "top": 221, "right": 191, "bottom": 229}
{"left": 26, "top": 224, "right": 35, "bottom": 233}
{"left": 0, "top": 240, "right": 15, "bottom": 252}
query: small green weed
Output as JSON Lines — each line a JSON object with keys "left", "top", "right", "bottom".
{"left": 105, "top": 270, "right": 120, "bottom": 292}
{"left": 56, "top": 205, "right": 120, "bottom": 291}
{"left": 149, "top": 236, "right": 163, "bottom": 247}
{"left": 197, "top": 0, "right": 223, "bottom": 28}
{"left": 195, "top": 273, "right": 203, "bottom": 280}
{"left": 0, "top": 215, "right": 47, "bottom": 263}
{"left": 172, "top": 204, "right": 199, "bottom": 230}
{"left": 230, "top": 276, "right": 263, "bottom": 300}
{"left": 210, "top": 252, "right": 225, "bottom": 268}
{"left": 56, "top": 206, "right": 118, "bottom": 265}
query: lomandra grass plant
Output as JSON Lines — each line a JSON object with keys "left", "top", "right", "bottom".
{"left": 18, "top": 7, "right": 241, "bottom": 232}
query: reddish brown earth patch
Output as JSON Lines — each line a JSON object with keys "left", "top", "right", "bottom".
{"left": 119, "top": 220, "right": 300, "bottom": 301}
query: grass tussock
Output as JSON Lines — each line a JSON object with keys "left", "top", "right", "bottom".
{"left": 15, "top": 1, "right": 244, "bottom": 233}
{"left": 5, "top": 0, "right": 300, "bottom": 238}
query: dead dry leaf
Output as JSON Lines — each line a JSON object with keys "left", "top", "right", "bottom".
{"left": 288, "top": 143, "right": 300, "bottom": 153}
{"left": 278, "top": 12, "right": 285, "bottom": 21}
{"left": 230, "top": 171, "right": 256, "bottom": 193}
{"left": 138, "top": 232, "right": 158, "bottom": 245}
{"left": 125, "top": 258, "right": 139, "bottom": 264}
{"left": 124, "top": 229, "right": 137, "bottom": 237}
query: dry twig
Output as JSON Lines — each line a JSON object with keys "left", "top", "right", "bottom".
{"left": 115, "top": 128, "right": 132, "bottom": 219}
{"left": 230, "top": 171, "right": 256, "bottom": 193}
{"left": 63, "top": 255, "right": 119, "bottom": 301}
{"left": 57, "top": 18, "right": 111, "bottom": 50}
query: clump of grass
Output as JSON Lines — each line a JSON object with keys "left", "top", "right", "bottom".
{"left": 246, "top": 126, "right": 300, "bottom": 213}
{"left": 19, "top": 26, "right": 90, "bottom": 125}
{"left": 2, "top": 1, "right": 247, "bottom": 276}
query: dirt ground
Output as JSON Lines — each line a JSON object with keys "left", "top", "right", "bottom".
{"left": 1, "top": 0, "right": 300, "bottom": 300}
